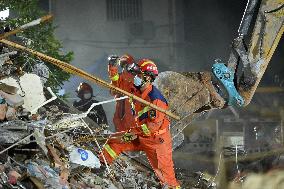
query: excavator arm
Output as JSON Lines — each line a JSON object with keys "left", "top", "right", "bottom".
{"left": 154, "top": 0, "right": 284, "bottom": 147}
{"left": 213, "top": 0, "right": 284, "bottom": 107}
{"left": 212, "top": 0, "right": 284, "bottom": 107}
{"left": 238, "top": 0, "right": 284, "bottom": 105}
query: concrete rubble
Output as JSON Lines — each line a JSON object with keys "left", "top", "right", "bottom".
{"left": 0, "top": 48, "right": 283, "bottom": 189}
{"left": 154, "top": 71, "right": 225, "bottom": 150}
{"left": 0, "top": 49, "right": 161, "bottom": 189}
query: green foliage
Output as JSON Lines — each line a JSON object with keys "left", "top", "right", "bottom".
{"left": 0, "top": 0, "right": 74, "bottom": 90}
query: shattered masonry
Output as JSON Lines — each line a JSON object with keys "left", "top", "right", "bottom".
{"left": 0, "top": 49, "right": 160, "bottom": 189}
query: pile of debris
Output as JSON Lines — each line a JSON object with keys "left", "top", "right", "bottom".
{"left": 229, "top": 169, "right": 284, "bottom": 189}
{"left": 0, "top": 49, "right": 159, "bottom": 188}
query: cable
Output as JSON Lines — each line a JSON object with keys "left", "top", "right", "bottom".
{"left": 31, "top": 87, "right": 57, "bottom": 114}
{"left": 265, "top": 3, "right": 284, "bottom": 13}
{"left": 235, "top": 145, "right": 240, "bottom": 174}
{"left": 80, "top": 119, "right": 111, "bottom": 174}
{"left": 8, "top": 156, "right": 28, "bottom": 169}
{"left": 212, "top": 151, "right": 223, "bottom": 183}
{"left": 85, "top": 96, "right": 128, "bottom": 115}
{"left": 0, "top": 134, "right": 33, "bottom": 155}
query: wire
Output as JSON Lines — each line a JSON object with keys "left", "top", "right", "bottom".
{"left": 0, "top": 134, "right": 33, "bottom": 155}
{"left": 31, "top": 87, "right": 57, "bottom": 114}
{"left": 80, "top": 119, "right": 111, "bottom": 174}
{"left": 265, "top": 3, "right": 284, "bottom": 13}
{"left": 8, "top": 156, "right": 28, "bottom": 169}
{"left": 212, "top": 151, "right": 223, "bottom": 183}
{"left": 235, "top": 145, "right": 240, "bottom": 174}
{"left": 85, "top": 96, "right": 128, "bottom": 115}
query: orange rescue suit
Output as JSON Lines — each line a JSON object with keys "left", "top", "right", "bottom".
{"left": 108, "top": 65, "right": 137, "bottom": 132}
{"left": 101, "top": 84, "right": 180, "bottom": 188}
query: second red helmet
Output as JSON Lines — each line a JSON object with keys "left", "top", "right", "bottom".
{"left": 119, "top": 54, "right": 135, "bottom": 66}
{"left": 137, "top": 59, "right": 158, "bottom": 76}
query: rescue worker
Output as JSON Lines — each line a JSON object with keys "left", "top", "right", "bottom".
{"left": 107, "top": 54, "right": 140, "bottom": 131}
{"left": 100, "top": 59, "right": 180, "bottom": 188}
{"left": 73, "top": 82, "right": 108, "bottom": 125}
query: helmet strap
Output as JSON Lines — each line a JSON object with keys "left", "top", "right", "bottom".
{"left": 142, "top": 73, "right": 155, "bottom": 83}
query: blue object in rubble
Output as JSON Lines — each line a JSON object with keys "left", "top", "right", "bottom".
{"left": 0, "top": 97, "right": 5, "bottom": 104}
{"left": 77, "top": 148, "right": 89, "bottom": 161}
{"left": 212, "top": 62, "right": 245, "bottom": 107}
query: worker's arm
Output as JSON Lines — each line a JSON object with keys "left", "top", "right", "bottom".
{"left": 107, "top": 55, "right": 121, "bottom": 96}
{"left": 138, "top": 99, "right": 168, "bottom": 135}
{"left": 108, "top": 64, "right": 121, "bottom": 97}
{"left": 107, "top": 55, "right": 120, "bottom": 86}
{"left": 108, "top": 64, "right": 120, "bottom": 86}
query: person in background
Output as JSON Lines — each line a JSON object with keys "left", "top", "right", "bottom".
{"left": 107, "top": 54, "right": 140, "bottom": 132}
{"left": 73, "top": 82, "right": 108, "bottom": 125}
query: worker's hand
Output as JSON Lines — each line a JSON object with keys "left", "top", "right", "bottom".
{"left": 108, "top": 55, "right": 119, "bottom": 66}
{"left": 126, "top": 63, "right": 141, "bottom": 75}
{"left": 121, "top": 132, "right": 137, "bottom": 142}
{"left": 118, "top": 59, "right": 127, "bottom": 69}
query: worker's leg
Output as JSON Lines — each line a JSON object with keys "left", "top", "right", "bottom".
{"left": 143, "top": 134, "right": 180, "bottom": 188}
{"left": 99, "top": 138, "right": 140, "bottom": 164}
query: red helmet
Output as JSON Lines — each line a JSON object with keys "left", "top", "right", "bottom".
{"left": 137, "top": 59, "right": 158, "bottom": 76}
{"left": 119, "top": 54, "right": 135, "bottom": 66}
{"left": 76, "top": 82, "right": 93, "bottom": 98}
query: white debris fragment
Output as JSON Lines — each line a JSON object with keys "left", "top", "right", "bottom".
{"left": 31, "top": 87, "right": 57, "bottom": 114}
{"left": 69, "top": 147, "right": 101, "bottom": 169}
{"left": 0, "top": 91, "right": 24, "bottom": 107}
{"left": 20, "top": 18, "right": 41, "bottom": 29}
{"left": 5, "top": 106, "right": 16, "bottom": 120}
{"left": 0, "top": 73, "right": 46, "bottom": 112}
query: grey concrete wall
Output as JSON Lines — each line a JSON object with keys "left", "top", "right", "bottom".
{"left": 52, "top": 0, "right": 177, "bottom": 69}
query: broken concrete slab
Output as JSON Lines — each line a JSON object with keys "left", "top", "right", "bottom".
{"left": 0, "top": 119, "right": 47, "bottom": 131}
{"left": 154, "top": 71, "right": 224, "bottom": 117}
{"left": 155, "top": 71, "right": 226, "bottom": 149}
{"left": 0, "top": 128, "right": 29, "bottom": 144}
{"left": 0, "top": 83, "right": 18, "bottom": 94}
{"left": 0, "top": 90, "right": 24, "bottom": 107}
{"left": 0, "top": 73, "right": 46, "bottom": 112}
{"left": 5, "top": 106, "right": 17, "bottom": 121}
